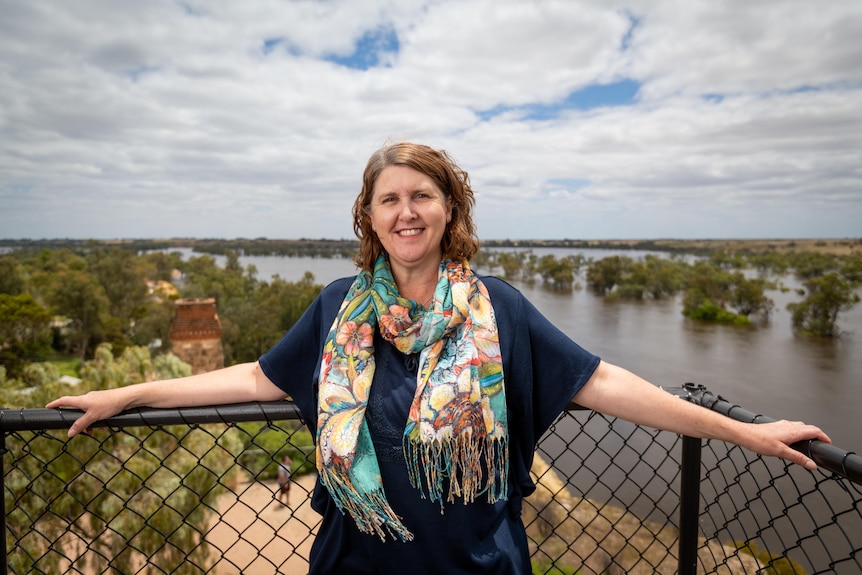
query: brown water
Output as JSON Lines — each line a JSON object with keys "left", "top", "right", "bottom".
{"left": 199, "top": 248, "right": 860, "bottom": 571}
{"left": 199, "top": 248, "right": 861, "bottom": 450}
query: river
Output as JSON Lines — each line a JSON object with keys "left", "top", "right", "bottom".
{"left": 177, "top": 247, "right": 860, "bottom": 450}
{"left": 174, "top": 247, "right": 861, "bottom": 570}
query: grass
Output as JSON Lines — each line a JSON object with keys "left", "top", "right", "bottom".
{"left": 46, "top": 355, "right": 82, "bottom": 377}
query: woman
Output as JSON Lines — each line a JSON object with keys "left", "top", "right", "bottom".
{"left": 48, "top": 142, "right": 830, "bottom": 574}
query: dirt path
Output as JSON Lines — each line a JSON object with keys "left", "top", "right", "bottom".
{"left": 205, "top": 474, "right": 319, "bottom": 574}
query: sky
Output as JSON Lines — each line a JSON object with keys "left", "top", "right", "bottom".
{"left": 1, "top": 0, "right": 861, "bottom": 241}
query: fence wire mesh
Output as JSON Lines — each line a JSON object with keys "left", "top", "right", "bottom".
{"left": 2, "top": 398, "right": 860, "bottom": 575}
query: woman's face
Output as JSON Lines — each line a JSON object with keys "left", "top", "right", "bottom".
{"left": 369, "top": 165, "right": 452, "bottom": 279}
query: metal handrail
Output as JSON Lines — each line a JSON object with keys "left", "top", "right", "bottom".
{"left": 666, "top": 383, "right": 862, "bottom": 485}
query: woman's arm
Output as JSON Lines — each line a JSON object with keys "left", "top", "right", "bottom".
{"left": 46, "top": 361, "right": 286, "bottom": 438}
{"left": 573, "top": 360, "right": 831, "bottom": 470}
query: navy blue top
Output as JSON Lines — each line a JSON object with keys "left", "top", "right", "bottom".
{"left": 259, "top": 275, "right": 600, "bottom": 575}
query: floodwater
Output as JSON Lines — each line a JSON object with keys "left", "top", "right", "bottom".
{"left": 180, "top": 247, "right": 860, "bottom": 571}
{"left": 199, "top": 247, "right": 859, "bottom": 450}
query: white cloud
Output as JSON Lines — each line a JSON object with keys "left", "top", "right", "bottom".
{"left": 0, "top": 0, "right": 860, "bottom": 240}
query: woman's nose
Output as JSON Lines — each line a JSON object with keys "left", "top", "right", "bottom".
{"left": 399, "top": 200, "right": 417, "bottom": 219}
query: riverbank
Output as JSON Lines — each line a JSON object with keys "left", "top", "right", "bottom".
{"left": 3, "top": 237, "right": 859, "bottom": 256}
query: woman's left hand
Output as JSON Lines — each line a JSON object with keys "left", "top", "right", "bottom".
{"left": 737, "top": 419, "right": 831, "bottom": 471}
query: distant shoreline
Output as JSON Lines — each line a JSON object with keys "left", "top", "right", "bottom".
{"left": 1, "top": 237, "right": 859, "bottom": 256}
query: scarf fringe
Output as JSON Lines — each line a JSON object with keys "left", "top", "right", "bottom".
{"left": 404, "top": 432, "right": 509, "bottom": 510}
{"left": 319, "top": 467, "right": 415, "bottom": 542}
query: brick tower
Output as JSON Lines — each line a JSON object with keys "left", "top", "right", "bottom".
{"left": 169, "top": 298, "right": 225, "bottom": 374}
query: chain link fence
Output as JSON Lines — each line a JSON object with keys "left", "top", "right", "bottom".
{"left": 3, "top": 387, "right": 861, "bottom": 574}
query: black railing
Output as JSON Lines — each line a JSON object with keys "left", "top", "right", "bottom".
{"left": 2, "top": 386, "right": 860, "bottom": 574}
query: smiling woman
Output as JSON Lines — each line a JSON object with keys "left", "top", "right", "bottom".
{"left": 47, "top": 142, "right": 830, "bottom": 575}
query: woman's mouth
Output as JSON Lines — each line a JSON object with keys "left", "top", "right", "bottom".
{"left": 397, "top": 228, "right": 423, "bottom": 237}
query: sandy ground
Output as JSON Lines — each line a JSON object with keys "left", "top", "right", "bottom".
{"left": 201, "top": 460, "right": 761, "bottom": 575}
{"left": 205, "top": 474, "right": 320, "bottom": 575}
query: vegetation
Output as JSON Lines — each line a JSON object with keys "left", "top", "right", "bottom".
{"left": 531, "top": 560, "right": 580, "bottom": 575}
{"left": 0, "top": 237, "right": 857, "bottom": 571}
{"left": 0, "top": 244, "right": 324, "bottom": 376}
{"left": 788, "top": 273, "right": 860, "bottom": 337}
{"left": 2, "top": 239, "right": 858, "bottom": 382}
{"left": 735, "top": 540, "right": 807, "bottom": 575}
{"left": 0, "top": 292, "right": 53, "bottom": 377}
{"left": 1, "top": 344, "right": 241, "bottom": 574}
{"left": 1, "top": 243, "right": 326, "bottom": 571}
{"left": 478, "top": 246, "right": 860, "bottom": 335}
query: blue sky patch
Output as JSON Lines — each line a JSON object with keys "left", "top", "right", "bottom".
{"left": 325, "top": 27, "right": 399, "bottom": 70}
{"left": 478, "top": 79, "right": 641, "bottom": 121}
{"left": 262, "top": 38, "right": 283, "bottom": 55}
{"left": 546, "top": 178, "right": 591, "bottom": 192}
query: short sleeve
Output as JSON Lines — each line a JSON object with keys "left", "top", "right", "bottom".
{"left": 258, "top": 277, "right": 354, "bottom": 427}
{"left": 520, "top": 295, "right": 599, "bottom": 436}
{"left": 481, "top": 277, "right": 600, "bottom": 441}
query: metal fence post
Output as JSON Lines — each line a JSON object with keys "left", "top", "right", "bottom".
{"left": 1, "top": 431, "right": 7, "bottom": 575}
{"left": 678, "top": 435, "right": 702, "bottom": 575}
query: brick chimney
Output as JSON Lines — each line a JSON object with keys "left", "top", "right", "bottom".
{"left": 170, "top": 298, "right": 224, "bottom": 374}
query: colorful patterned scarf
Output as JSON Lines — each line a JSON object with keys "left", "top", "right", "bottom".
{"left": 316, "top": 255, "right": 508, "bottom": 541}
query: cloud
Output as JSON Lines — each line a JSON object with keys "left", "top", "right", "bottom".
{"left": 1, "top": 0, "right": 860, "bottom": 240}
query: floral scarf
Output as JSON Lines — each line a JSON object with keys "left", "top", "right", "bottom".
{"left": 316, "top": 255, "right": 508, "bottom": 541}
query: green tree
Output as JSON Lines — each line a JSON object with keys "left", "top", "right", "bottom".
{"left": 790, "top": 252, "right": 840, "bottom": 280}
{"left": 839, "top": 255, "right": 862, "bottom": 285}
{"left": 0, "top": 254, "right": 26, "bottom": 294}
{"left": 709, "top": 250, "right": 747, "bottom": 270}
{"left": 537, "top": 254, "right": 578, "bottom": 290}
{"left": 496, "top": 251, "right": 527, "bottom": 281}
{"left": 787, "top": 272, "right": 860, "bottom": 337}
{"left": 586, "top": 255, "right": 630, "bottom": 295}
{"left": 0, "top": 293, "right": 53, "bottom": 377}
{"left": 132, "top": 298, "right": 176, "bottom": 352}
{"left": 609, "top": 255, "right": 685, "bottom": 300}
{"left": 88, "top": 247, "right": 149, "bottom": 327}
{"left": 746, "top": 251, "right": 791, "bottom": 277}
{"left": 44, "top": 269, "right": 111, "bottom": 359}
{"left": 729, "top": 276, "right": 774, "bottom": 318}
{"left": 221, "top": 272, "right": 322, "bottom": 364}
{"left": 683, "top": 261, "right": 773, "bottom": 325}
{"left": 140, "top": 250, "right": 184, "bottom": 282}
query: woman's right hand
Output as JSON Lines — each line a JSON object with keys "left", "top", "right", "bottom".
{"left": 46, "top": 387, "right": 134, "bottom": 438}
{"left": 46, "top": 362, "right": 287, "bottom": 438}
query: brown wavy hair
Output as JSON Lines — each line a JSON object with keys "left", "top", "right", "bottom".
{"left": 352, "top": 142, "right": 480, "bottom": 271}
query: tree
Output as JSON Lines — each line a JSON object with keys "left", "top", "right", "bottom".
{"left": 220, "top": 271, "right": 322, "bottom": 364}
{"left": 0, "top": 293, "right": 53, "bottom": 377}
{"left": 729, "top": 276, "right": 774, "bottom": 319}
{"left": 537, "top": 254, "right": 578, "bottom": 290}
{"left": 45, "top": 269, "right": 111, "bottom": 359}
{"left": 682, "top": 261, "right": 775, "bottom": 322}
{"left": 790, "top": 252, "right": 840, "bottom": 280}
{"left": 787, "top": 273, "right": 860, "bottom": 337}
{"left": 496, "top": 251, "right": 527, "bottom": 282}
{"left": 606, "top": 255, "right": 684, "bottom": 300}
{"left": 586, "top": 255, "right": 630, "bottom": 295}
{"left": 140, "top": 250, "right": 184, "bottom": 282}
{"left": 87, "top": 247, "right": 149, "bottom": 326}
{"left": 0, "top": 254, "right": 26, "bottom": 294}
